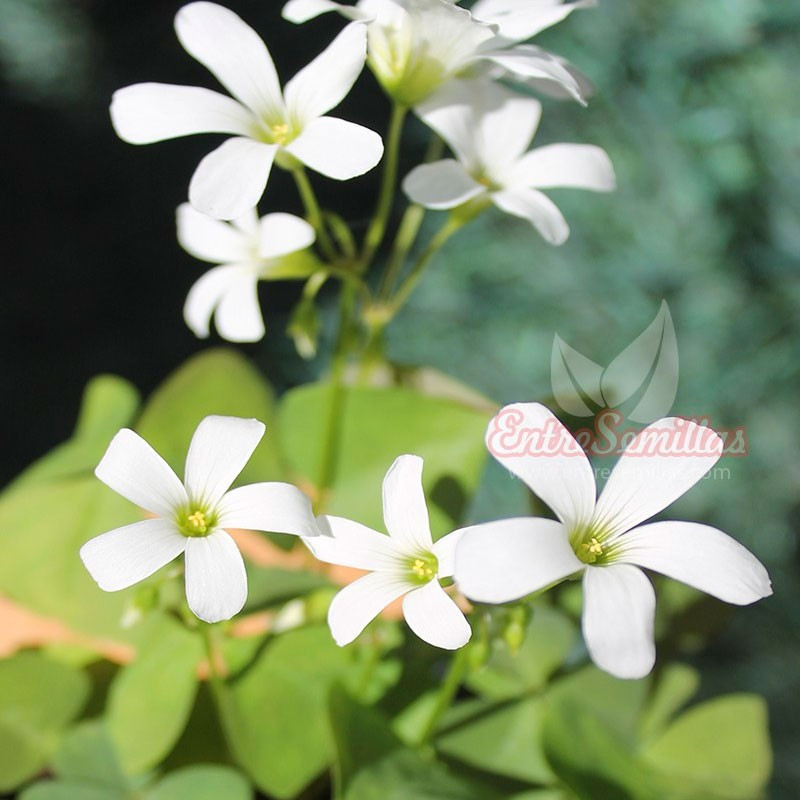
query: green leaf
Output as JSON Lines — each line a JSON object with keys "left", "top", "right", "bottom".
{"left": 145, "top": 765, "right": 252, "bottom": 800}
{"left": 437, "top": 696, "right": 555, "bottom": 785}
{"left": 107, "top": 618, "right": 203, "bottom": 774}
{"left": 0, "top": 475, "right": 141, "bottom": 640}
{"left": 20, "top": 784, "right": 127, "bottom": 800}
{"left": 223, "top": 625, "right": 351, "bottom": 798}
{"left": 638, "top": 664, "right": 700, "bottom": 742}
{"left": 9, "top": 375, "right": 139, "bottom": 491}
{"left": 51, "top": 720, "right": 128, "bottom": 790}
{"left": 466, "top": 604, "right": 578, "bottom": 700}
{"left": 329, "top": 685, "right": 494, "bottom": 800}
{"left": 136, "top": 349, "right": 283, "bottom": 484}
{"left": 0, "top": 652, "right": 90, "bottom": 791}
{"left": 642, "top": 694, "right": 771, "bottom": 799}
{"left": 280, "top": 383, "right": 492, "bottom": 536}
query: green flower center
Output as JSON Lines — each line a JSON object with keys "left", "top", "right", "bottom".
{"left": 408, "top": 552, "right": 438, "bottom": 585}
{"left": 176, "top": 505, "right": 218, "bottom": 538}
{"left": 571, "top": 524, "right": 616, "bottom": 565}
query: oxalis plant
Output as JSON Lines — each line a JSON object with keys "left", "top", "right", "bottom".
{"left": 0, "top": 2, "right": 776, "bottom": 800}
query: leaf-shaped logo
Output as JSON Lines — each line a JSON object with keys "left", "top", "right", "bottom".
{"left": 551, "top": 334, "right": 604, "bottom": 417}
{"left": 600, "top": 300, "right": 678, "bottom": 423}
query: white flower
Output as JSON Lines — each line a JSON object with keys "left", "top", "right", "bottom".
{"left": 455, "top": 403, "right": 772, "bottom": 679}
{"left": 110, "top": 2, "right": 384, "bottom": 220}
{"left": 305, "top": 455, "right": 471, "bottom": 649}
{"left": 80, "top": 415, "right": 318, "bottom": 623}
{"left": 282, "top": 0, "right": 586, "bottom": 106}
{"left": 177, "top": 204, "right": 318, "bottom": 343}
{"left": 470, "top": 0, "right": 595, "bottom": 43}
{"left": 403, "top": 81, "right": 615, "bottom": 244}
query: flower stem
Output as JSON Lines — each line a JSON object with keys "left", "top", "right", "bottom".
{"left": 293, "top": 167, "right": 338, "bottom": 262}
{"left": 200, "top": 622, "right": 229, "bottom": 716}
{"left": 417, "top": 644, "right": 471, "bottom": 747}
{"left": 361, "top": 103, "right": 408, "bottom": 267}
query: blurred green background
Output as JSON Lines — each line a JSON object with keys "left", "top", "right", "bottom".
{"left": 2, "top": 0, "right": 798, "bottom": 796}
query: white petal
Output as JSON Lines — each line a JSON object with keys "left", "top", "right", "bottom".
{"left": 593, "top": 419, "right": 724, "bottom": 539}
{"left": 479, "top": 44, "right": 584, "bottom": 103}
{"left": 307, "top": 516, "right": 405, "bottom": 571}
{"left": 284, "top": 23, "right": 367, "bottom": 125}
{"left": 283, "top": 0, "right": 371, "bottom": 23}
{"left": 189, "top": 137, "right": 278, "bottom": 220}
{"left": 175, "top": 2, "right": 284, "bottom": 118}
{"left": 382, "top": 455, "right": 434, "bottom": 554}
{"left": 176, "top": 203, "right": 251, "bottom": 264}
{"left": 328, "top": 571, "right": 412, "bottom": 646}
{"left": 110, "top": 83, "right": 256, "bottom": 144}
{"left": 492, "top": 187, "right": 570, "bottom": 245}
{"left": 402, "top": 160, "right": 485, "bottom": 209}
{"left": 454, "top": 517, "right": 582, "bottom": 603}
{"left": 184, "top": 415, "right": 266, "bottom": 507}
{"left": 418, "top": 80, "right": 539, "bottom": 176}
{"left": 402, "top": 580, "right": 471, "bottom": 649}
{"left": 80, "top": 519, "right": 186, "bottom": 592}
{"left": 486, "top": 403, "right": 596, "bottom": 531}
{"left": 183, "top": 265, "right": 249, "bottom": 339}
{"left": 217, "top": 482, "right": 319, "bottom": 538}
{"left": 582, "top": 564, "right": 655, "bottom": 680}
{"left": 432, "top": 528, "right": 466, "bottom": 579}
{"left": 618, "top": 521, "right": 772, "bottom": 605}
{"left": 511, "top": 144, "right": 616, "bottom": 191}
{"left": 285, "top": 116, "right": 383, "bottom": 180}
{"left": 472, "top": 0, "right": 595, "bottom": 41}
{"left": 214, "top": 271, "right": 266, "bottom": 342}
{"left": 258, "top": 213, "right": 316, "bottom": 259}
{"left": 95, "top": 429, "right": 188, "bottom": 517}
{"left": 184, "top": 529, "right": 248, "bottom": 623}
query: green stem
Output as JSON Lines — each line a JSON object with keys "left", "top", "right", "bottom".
{"left": 200, "top": 622, "right": 228, "bottom": 713}
{"left": 417, "top": 645, "right": 471, "bottom": 747}
{"left": 293, "top": 168, "right": 338, "bottom": 262}
{"left": 314, "top": 283, "right": 356, "bottom": 513}
{"left": 361, "top": 104, "right": 408, "bottom": 268}
{"left": 386, "top": 214, "right": 466, "bottom": 318}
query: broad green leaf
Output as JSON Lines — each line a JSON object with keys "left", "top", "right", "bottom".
{"left": 51, "top": 720, "right": 128, "bottom": 790}
{"left": 0, "top": 652, "right": 90, "bottom": 791}
{"left": 542, "top": 697, "right": 662, "bottom": 800}
{"left": 330, "top": 685, "right": 495, "bottom": 800}
{"left": 437, "top": 696, "right": 555, "bottom": 785}
{"left": 0, "top": 475, "right": 141, "bottom": 640}
{"left": 223, "top": 625, "right": 351, "bottom": 798}
{"left": 136, "top": 349, "right": 283, "bottom": 484}
{"left": 107, "top": 618, "right": 203, "bottom": 774}
{"left": 20, "top": 784, "right": 126, "bottom": 800}
{"left": 638, "top": 664, "right": 699, "bottom": 742}
{"left": 642, "top": 694, "right": 771, "bottom": 799}
{"left": 9, "top": 375, "right": 139, "bottom": 491}
{"left": 466, "top": 604, "right": 578, "bottom": 700}
{"left": 279, "top": 383, "right": 492, "bottom": 536}
{"left": 145, "top": 765, "right": 252, "bottom": 800}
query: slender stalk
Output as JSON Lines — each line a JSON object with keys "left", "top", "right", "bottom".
{"left": 293, "top": 167, "right": 338, "bottom": 262}
{"left": 387, "top": 215, "right": 466, "bottom": 318}
{"left": 361, "top": 104, "right": 408, "bottom": 267}
{"left": 314, "top": 282, "right": 356, "bottom": 514}
{"left": 417, "top": 645, "right": 471, "bottom": 747}
{"left": 200, "top": 622, "right": 228, "bottom": 712}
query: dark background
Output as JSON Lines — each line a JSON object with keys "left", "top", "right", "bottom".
{"left": 2, "top": 0, "right": 799, "bottom": 794}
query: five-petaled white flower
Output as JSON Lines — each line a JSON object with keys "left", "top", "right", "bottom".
{"left": 282, "top": 0, "right": 586, "bottom": 106}
{"left": 110, "top": 2, "right": 384, "bottom": 220}
{"left": 80, "top": 415, "right": 318, "bottom": 623}
{"left": 403, "top": 81, "right": 615, "bottom": 244}
{"left": 454, "top": 403, "right": 772, "bottom": 679}
{"left": 178, "top": 203, "right": 318, "bottom": 343}
{"left": 305, "top": 454, "right": 471, "bottom": 649}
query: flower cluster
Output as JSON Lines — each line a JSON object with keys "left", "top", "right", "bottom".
{"left": 110, "top": 0, "right": 614, "bottom": 343}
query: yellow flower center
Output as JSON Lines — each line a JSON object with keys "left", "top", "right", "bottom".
{"left": 186, "top": 510, "right": 208, "bottom": 534}
{"left": 409, "top": 552, "right": 438, "bottom": 584}
{"left": 578, "top": 537, "right": 604, "bottom": 564}
{"left": 270, "top": 122, "right": 291, "bottom": 145}
{"left": 177, "top": 505, "right": 217, "bottom": 538}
